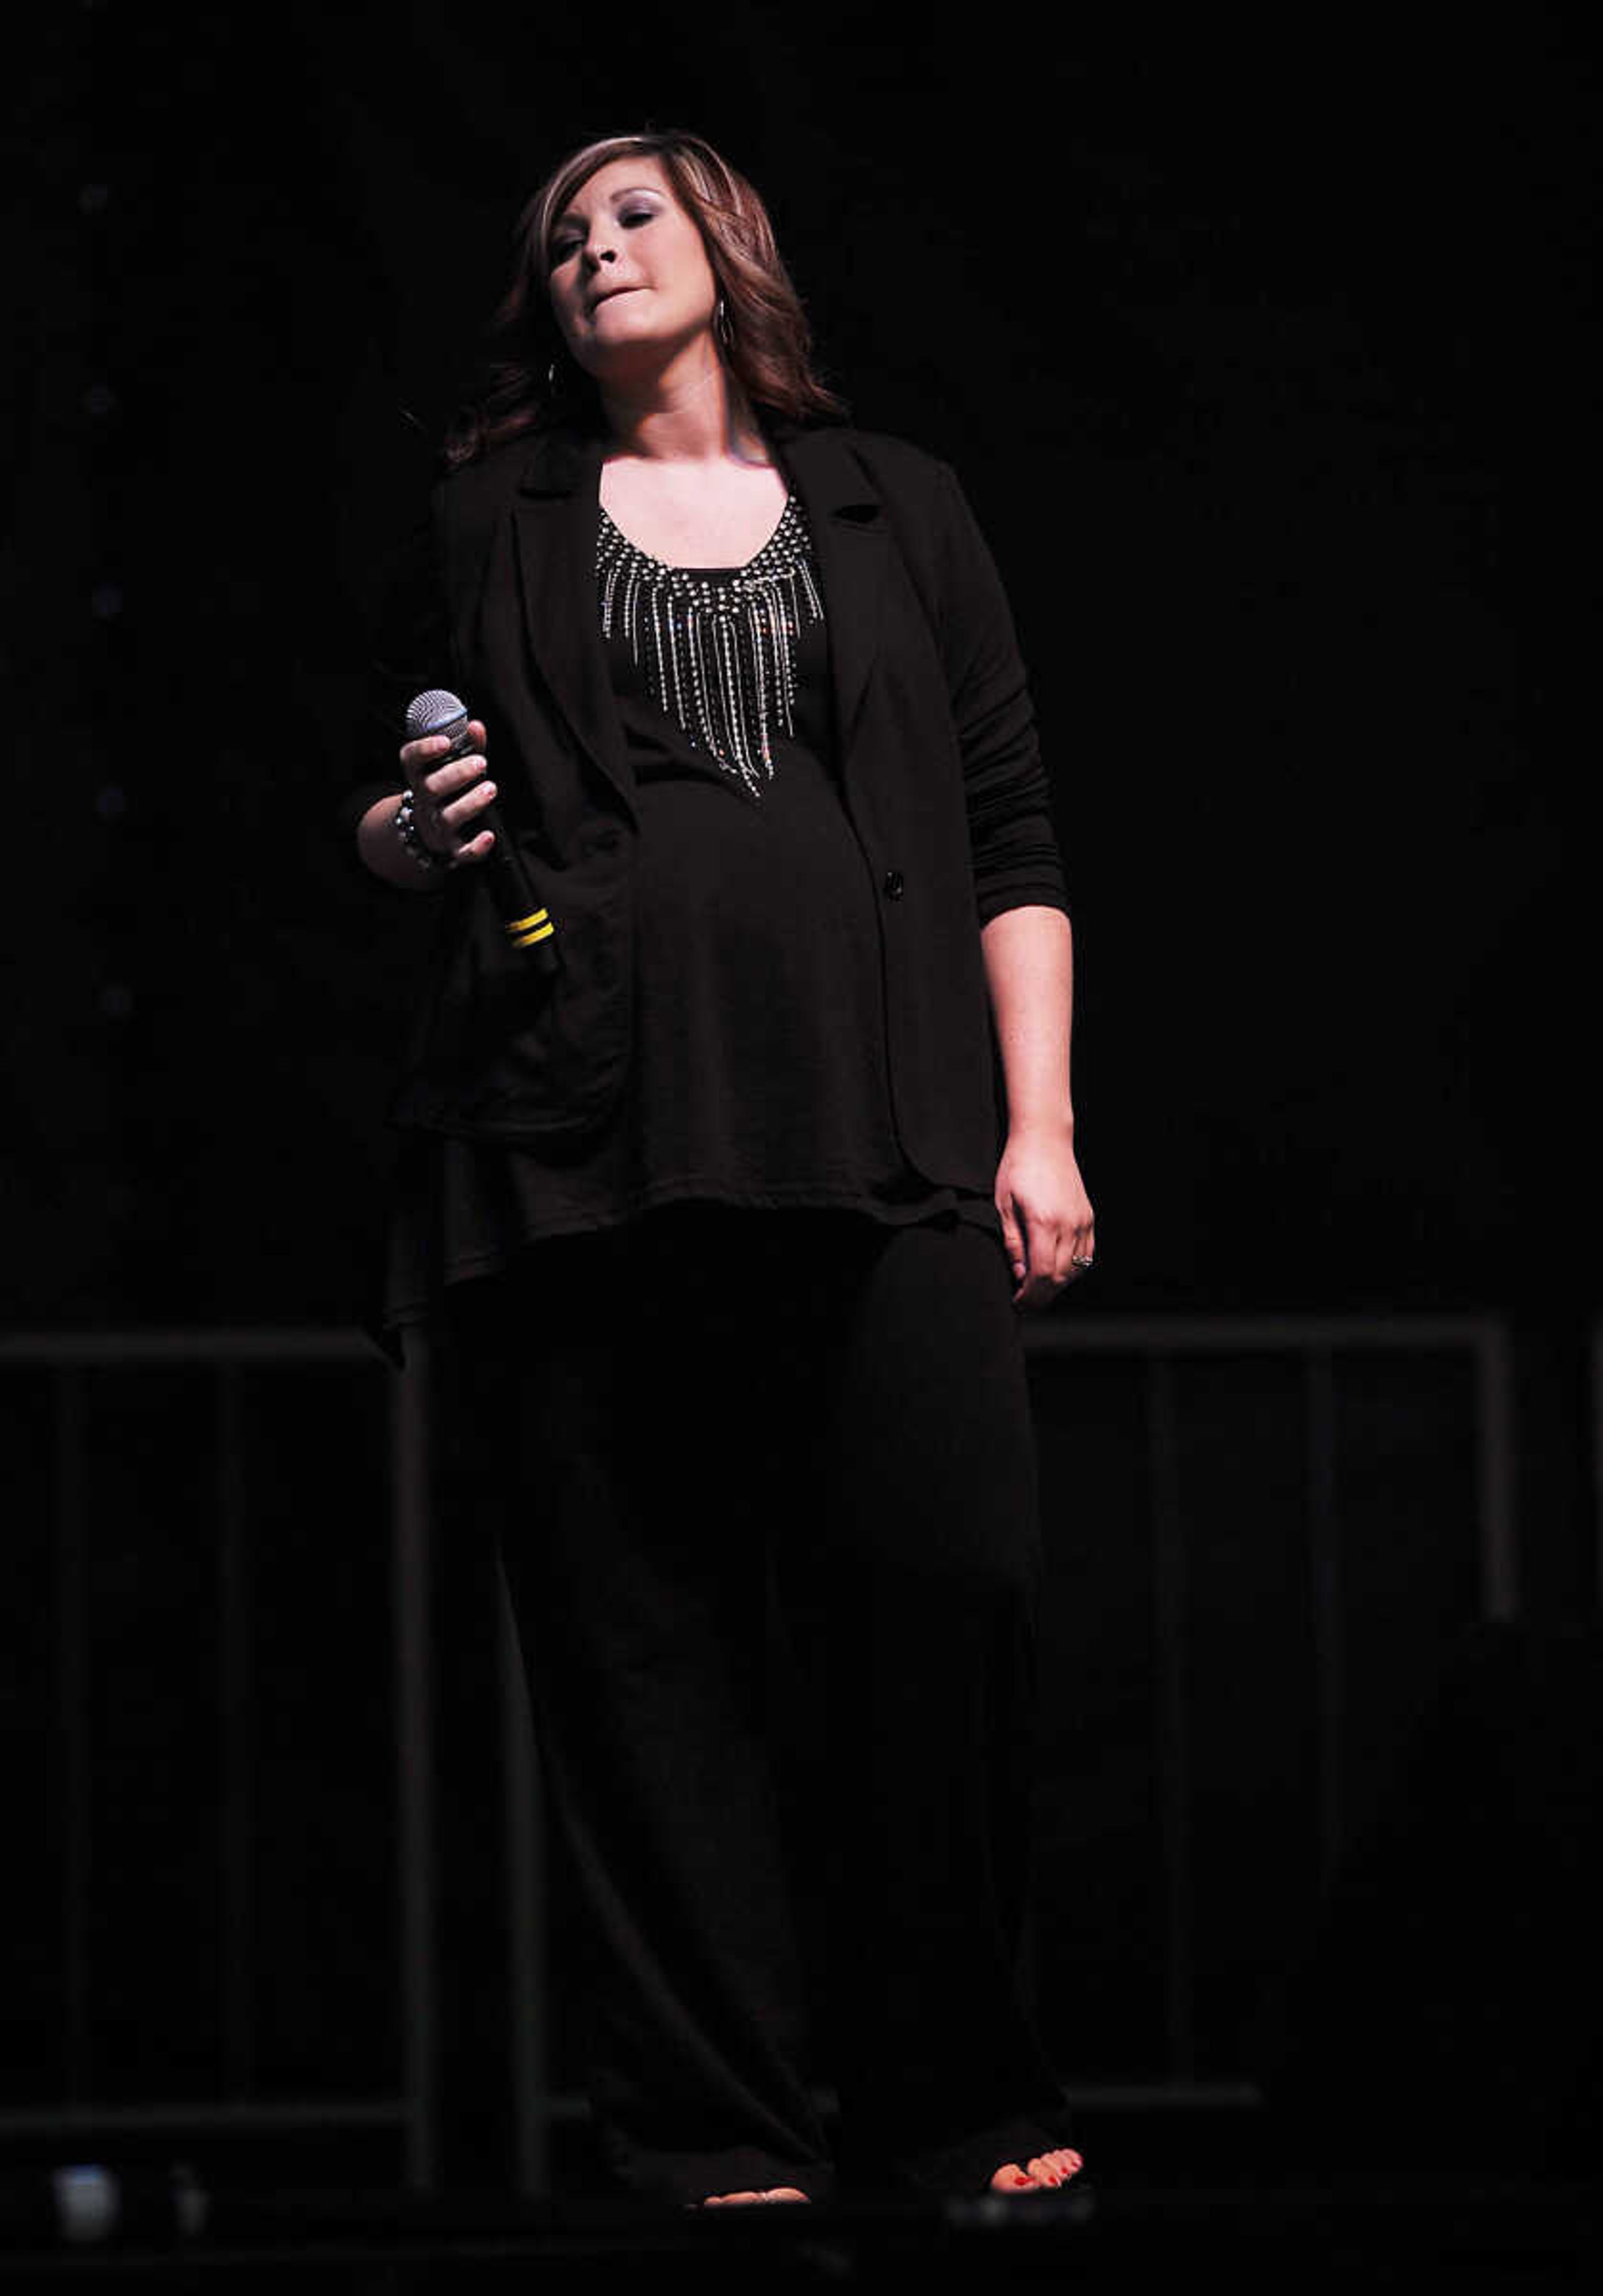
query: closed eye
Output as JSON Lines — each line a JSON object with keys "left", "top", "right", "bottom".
{"left": 550, "top": 206, "right": 659, "bottom": 267}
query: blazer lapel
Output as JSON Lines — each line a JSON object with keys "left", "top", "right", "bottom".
{"left": 769, "top": 423, "right": 887, "bottom": 771}
{"left": 511, "top": 425, "right": 637, "bottom": 818}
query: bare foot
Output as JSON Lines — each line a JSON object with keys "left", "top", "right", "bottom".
{"left": 699, "top": 2186, "right": 812, "bottom": 2206}
{"left": 988, "top": 2147, "right": 1084, "bottom": 2193}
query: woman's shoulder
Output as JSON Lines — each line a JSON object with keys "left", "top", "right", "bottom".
{"left": 431, "top": 416, "right": 598, "bottom": 506}
{"left": 432, "top": 422, "right": 544, "bottom": 499}
{"left": 776, "top": 421, "right": 962, "bottom": 530}
{"left": 783, "top": 417, "right": 952, "bottom": 481}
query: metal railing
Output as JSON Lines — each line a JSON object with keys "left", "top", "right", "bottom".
{"left": 0, "top": 1329, "right": 441, "bottom": 2189}
{"left": 1023, "top": 1312, "right": 1514, "bottom": 2091}
{"left": 0, "top": 1313, "right": 1517, "bottom": 2192}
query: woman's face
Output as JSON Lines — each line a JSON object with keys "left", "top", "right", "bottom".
{"left": 546, "top": 156, "right": 719, "bottom": 380}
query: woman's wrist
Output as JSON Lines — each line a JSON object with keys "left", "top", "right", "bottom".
{"left": 1004, "top": 1104, "right": 1076, "bottom": 1146}
{"left": 394, "top": 787, "right": 448, "bottom": 876}
{"left": 356, "top": 792, "right": 449, "bottom": 891}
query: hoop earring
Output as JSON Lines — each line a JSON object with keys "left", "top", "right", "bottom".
{"left": 715, "top": 295, "right": 734, "bottom": 351}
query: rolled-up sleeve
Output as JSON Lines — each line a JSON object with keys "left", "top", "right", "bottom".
{"left": 933, "top": 461, "right": 1070, "bottom": 929}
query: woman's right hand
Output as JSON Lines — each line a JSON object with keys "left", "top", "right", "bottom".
{"left": 402, "top": 719, "right": 497, "bottom": 867}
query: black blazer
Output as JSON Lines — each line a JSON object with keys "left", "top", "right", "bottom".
{"left": 350, "top": 417, "right": 1069, "bottom": 1195}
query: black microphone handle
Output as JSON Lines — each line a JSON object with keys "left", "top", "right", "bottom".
{"left": 436, "top": 719, "right": 559, "bottom": 975}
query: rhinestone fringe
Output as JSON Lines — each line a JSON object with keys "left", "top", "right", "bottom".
{"left": 596, "top": 495, "right": 824, "bottom": 798}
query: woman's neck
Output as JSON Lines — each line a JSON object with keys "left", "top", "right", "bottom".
{"left": 599, "top": 352, "right": 768, "bottom": 468}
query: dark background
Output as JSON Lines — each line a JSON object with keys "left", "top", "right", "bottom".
{"left": 16, "top": 2, "right": 1594, "bottom": 1577}
{"left": 18, "top": 10, "right": 1590, "bottom": 1288}
{"left": 4, "top": 0, "right": 1599, "bottom": 2194}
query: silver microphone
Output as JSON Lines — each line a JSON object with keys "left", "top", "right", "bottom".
{"left": 405, "top": 689, "right": 557, "bottom": 970}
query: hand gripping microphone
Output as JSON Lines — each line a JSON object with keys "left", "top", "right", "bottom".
{"left": 405, "top": 689, "right": 558, "bottom": 975}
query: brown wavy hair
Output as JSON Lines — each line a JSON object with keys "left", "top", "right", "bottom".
{"left": 441, "top": 129, "right": 848, "bottom": 469}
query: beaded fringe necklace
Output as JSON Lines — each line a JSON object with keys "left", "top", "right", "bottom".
{"left": 596, "top": 494, "right": 825, "bottom": 799}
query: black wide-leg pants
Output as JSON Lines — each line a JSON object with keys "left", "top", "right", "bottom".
{"left": 446, "top": 1202, "right": 1077, "bottom": 2208}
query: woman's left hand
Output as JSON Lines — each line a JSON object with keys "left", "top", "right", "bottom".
{"left": 994, "top": 1123, "right": 1096, "bottom": 1311}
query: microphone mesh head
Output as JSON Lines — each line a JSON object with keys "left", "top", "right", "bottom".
{"left": 405, "top": 688, "right": 467, "bottom": 739}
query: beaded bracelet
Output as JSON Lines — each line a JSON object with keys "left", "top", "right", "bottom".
{"left": 394, "top": 787, "right": 448, "bottom": 875}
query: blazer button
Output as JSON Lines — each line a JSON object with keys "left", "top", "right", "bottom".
{"left": 882, "top": 868, "right": 905, "bottom": 899}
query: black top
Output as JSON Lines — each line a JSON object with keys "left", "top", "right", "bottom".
{"left": 379, "top": 498, "right": 1003, "bottom": 1334}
